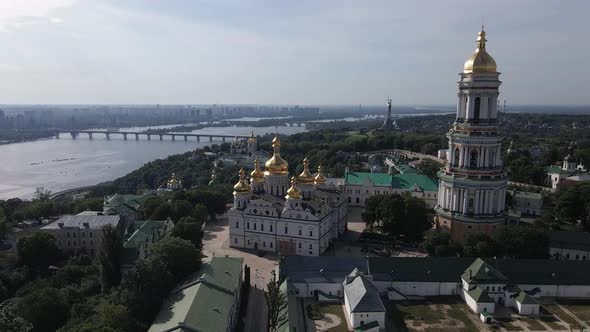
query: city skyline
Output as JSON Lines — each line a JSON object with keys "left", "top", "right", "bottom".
{"left": 0, "top": 0, "right": 588, "bottom": 105}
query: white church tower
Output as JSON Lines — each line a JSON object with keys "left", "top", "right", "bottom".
{"left": 435, "top": 27, "right": 507, "bottom": 241}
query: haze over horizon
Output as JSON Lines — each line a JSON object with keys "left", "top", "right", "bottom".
{"left": 0, "top": 0, "right": 588, "bottom": 106}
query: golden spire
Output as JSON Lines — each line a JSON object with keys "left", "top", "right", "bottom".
{"left": 285, "top": 176, "right": 301, "bottom": 200}
{"left": 250, "top": 159, "right": 264, "bottom": 182}
{"left": 314, "top": 164, "right": 327, "bottom": 185}
{"left": 264, "top": 135, "right": 289, "bottom": 175}
{"left": 233, "top": 168, "right": 250, "bottom": 193}
{"left": 248, "top": 130, "right": 256, "bottom": 143}
{"left": 298, "top": 157, "right": 315, "bottom": 184}
{"left": 463, "top": 26, "right": 497, "bottom": 73}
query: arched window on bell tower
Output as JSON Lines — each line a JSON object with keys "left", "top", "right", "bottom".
{"left": 470, "top": 149, "right": 479, "bottom": 168}
{"left": 473, "top": 97, "right": 481, "bottom": 121}
{"left": 454, "top": 148, "right": 460, "bottom": 166}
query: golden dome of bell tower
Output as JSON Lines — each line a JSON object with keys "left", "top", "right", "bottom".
{"left": 264, "top": 135, "right": 289, "bottom": 176}
{"left": 463, "top": 26, "right": 497, "bottom": 73}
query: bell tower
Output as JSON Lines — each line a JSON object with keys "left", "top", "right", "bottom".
{"left": 435, "top": 26, "right": 507, "bottom": 241}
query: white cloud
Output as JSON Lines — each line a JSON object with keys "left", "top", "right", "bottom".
{"left": 0, "top": 0, "right": 75, "bottom": 31}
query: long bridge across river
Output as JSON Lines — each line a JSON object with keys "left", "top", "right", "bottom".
{"left": 55, "top": 130, "right": 251, "bottom": 142}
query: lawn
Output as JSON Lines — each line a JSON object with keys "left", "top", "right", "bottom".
{"left": 395, "top": 302, "right": 441, "bottom": 324}
{"left": 388, "top": 297, "right": 481, "bottom": 332}
{"left": 558, "top": 299, "right": 590, "bottom": 324}
{"left": 519, "top": 317, "right": 546, "bottom": 331}
{"left": 542, "top": 304, "right": 583, "bottom": 330}
{"left": 319, "top": 304, "right": 348, "bottom": 332}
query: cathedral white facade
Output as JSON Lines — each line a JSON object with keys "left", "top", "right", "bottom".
{"left": 228, "top": 136, "right": 347, "bottom": 256}
{"left": 435, "top": 27, "right": 508, "bottom": 241}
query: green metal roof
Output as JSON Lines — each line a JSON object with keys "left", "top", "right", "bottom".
{"left": 345, "top": 172, "right": 392, "bottom": 186}
{"left": 148, "top": 257, "right": 243, "bottom": 332}
{"left": 515, "top": 291, "right": 537, "bottom": 305}
{"left": 354, "top": 321, "right": 380, "bottom": 331}
{"left": 545, "top": 166, "right": 571, "bottom": 175}
{"left": 395, "top": 164, "right": 417, "bottom": 174}
{"left": 392, "top": 173, "right": 438, "bottom": 191}
{"left": 467, "top": 287, "right": 494, "bottom": 303}
{"left": 345, "top": 171, "right": 438, "bottom": 192}
{"left": 199, "top": 257, "right": 243, "bottom": 293}
{"left": 277, "top": 279, "right": 299, "bottom": 332}
{"left": 123, "top": 220, "right": 167, "bottom": 249}
{"left": 462, "top": 258, "right": 508, "bottom": 284}
{"left": 122, "top": 220, "right": 169, "bottom": 267}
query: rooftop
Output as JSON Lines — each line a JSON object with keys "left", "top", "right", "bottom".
{"left": 345, "top": 171, "right": 392, "bottom": 186}
{"left": 344, "top": 275, "right": 386, "bottom": 313}
{"left": 345, "top": 171, "right": 438, "bottom": 192}
{"left": 148, "top": 257, "right": 243, "bottom": 332}
{"left": 549, "top": 230, "right": 590, "bottom": 251}
{"left": 281, "top": 256, "right": 367, "bottom": 284}
{"left": 42, "top": 214, "right": 120, "bottom": 230}
{"left": 467, "top": 287, "right": 494, "bottom": 303}
{"left": 515, "top": 291, "right": 537, "bottom": 305}
{"left": 278, "top": 279, "right": 299, "bottom": 332}
{"left": 508, "top": 190, "right": 543, "bottom": 200}
{"left": 284, "top": 256, "right": 590, "bottom": 286}
{"left": 462, "top": 258, "right": 508, "bottom": 284}
{"left": 392, "top": 173, "right": 438, "bottom": 192}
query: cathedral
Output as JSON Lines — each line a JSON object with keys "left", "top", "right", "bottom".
{"left": 228, "top": 135, "right": 348, "bottom": 256}
{"left": 435, "top": 27, "right": 507, "bottom": 241}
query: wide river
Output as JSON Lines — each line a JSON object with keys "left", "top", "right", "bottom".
{"left": 0, "top": 124, "right": 306, "bottom": 199}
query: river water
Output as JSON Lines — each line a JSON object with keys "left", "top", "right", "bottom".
{"left": 0, "top": 124, "right": 306, "bottom": 199}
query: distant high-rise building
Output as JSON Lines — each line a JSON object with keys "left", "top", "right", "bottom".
{"left": 435, "top": 27, "right": 507, "bottom": 241}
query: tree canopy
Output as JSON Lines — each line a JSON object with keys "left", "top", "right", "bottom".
{"left": 364, "top": 193, "right": 433, "bottom": 242}
{"left": 17, "top": 232, "right": 59, "bottom": 274}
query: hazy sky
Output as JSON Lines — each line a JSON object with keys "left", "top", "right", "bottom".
{"left": 0, "top": 0, "right": 588, "bottom": 105}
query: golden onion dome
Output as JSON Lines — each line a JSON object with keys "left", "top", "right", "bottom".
{"left": 314, "top": 164, "right": 327, "bottom": 185}
{"left": 264, "top": 135, "right": 289, "bottom": 175}
{"left": 285, "top": 176, "right": 301, "bottom": 200}
{"left": 250, "top": 159, "right": 264, "bottom": 182}
{"left": 298, "top": 157, "right": 315, "bottom": 184}
{"left": 233, "top": 168, "right": 250, "bottom": 193}
{"left": 168, "top": 173, "right": 181, "bottom": 185}
{"left": 463, "top": 26, "right": 497, "bottom": 74}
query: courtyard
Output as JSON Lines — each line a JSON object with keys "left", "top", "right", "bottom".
{"left": 387, "top": 297, "right": 483, "bottom": 332}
